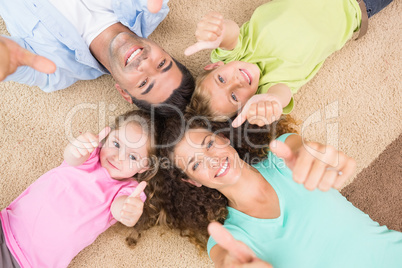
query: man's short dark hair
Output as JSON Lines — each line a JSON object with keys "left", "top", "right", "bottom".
{"left": 131, "top": 58, "right": 195, "bottom": 118}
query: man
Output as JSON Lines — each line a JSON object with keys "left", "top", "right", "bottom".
{"left": 0, "top": 0, "right": 194, "bottom": 116}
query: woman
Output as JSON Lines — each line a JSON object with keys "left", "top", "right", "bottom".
{"left": 159, "top": 119, "right": 402, "bottom": 268}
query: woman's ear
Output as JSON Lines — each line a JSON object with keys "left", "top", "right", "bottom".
{"left": 203, "top": 61, "right": 224, "bottom": 71}
{"left": 181, "top": 178, "right": 202, "bottom": 187}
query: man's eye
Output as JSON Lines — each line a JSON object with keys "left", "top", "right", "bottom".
{"left": 158, "top": 59, "right": 166, "bottom": 68}
{"left": 231, "top": 93, "right": 238, "bottom": 102}
{"left": 139, "top": 78, "right": 147, "bottom": 88}
{"left": 218, "top": 75, "right": 225, "bottom": 83}
{"left": 129, "top": 154, "right": 137, "bottom": 161}
{"left": 206, "top": 140, "right": 214, "bottom": 149}
{"left": 192, "top": 162, "right": 200, "bottom": 171}
{"left": 113, "top": 141, "right": 120, "bottom": 148}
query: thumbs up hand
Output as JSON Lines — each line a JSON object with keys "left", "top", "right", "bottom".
{"left": 208, "top": 222, "right": 273, "bottom": 268}
{"left": 232, "top": 94, "right": 283, "bottom": 128}
{"left": 119, "top": 181, "right": 147, "bottom": 227}
{"left": 185, "top": 12, "right": 225, "bottom": 56}
{"left": 270, "top": 139, "right": 356, "bottom": 191}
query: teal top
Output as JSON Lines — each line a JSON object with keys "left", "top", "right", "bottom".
{"left": 207, "top": 134, "right": 402, "bottom": 268}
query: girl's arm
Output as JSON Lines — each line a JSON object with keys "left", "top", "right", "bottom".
{"left": 185, "top": 12, "right": 240, "bottom": 56}
{"left": 111, "top": 182, "right": 146, "bottom": 227}
{"left": 270, "top": 135, "right": 357, "bottom": 191}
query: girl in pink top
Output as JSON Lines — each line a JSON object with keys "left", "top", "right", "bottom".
{"left": 0, "top": 109, "right": 159, "bottom": 268}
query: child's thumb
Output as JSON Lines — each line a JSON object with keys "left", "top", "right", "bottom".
{"left": 269, "top": 140, "right": 296, "bottom": 169}
{"left": 129, "top": 181, "right": 147, "bottom": 200}
{"left": 231, "top": 110, "right": 247, "bottom": 128}
{"left": 97, "top": 127, "right": 111, "bottom": 144}
{"left": 185, "top": 41, "right": 218, "bottom": 56}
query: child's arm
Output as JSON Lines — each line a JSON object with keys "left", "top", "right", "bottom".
{"left": 232, "top": 84, "right": 292, "bottom": 128}
{"left": 270, "top": 135, "right": 357, "bottom": 191}
{"left": 63, "top": 127, "right": 110, "bottom": 167}
{"left": 209, "top": 222, "right": 272, "bottom": 268}
{"left": 0, "top": 36, "right": 56, "bottom": 81}
{"left": 111, "top": 181, "right": 147, "bottom": 227}
{"left": 185, "top": 12, "right": 240, "bottom": 56}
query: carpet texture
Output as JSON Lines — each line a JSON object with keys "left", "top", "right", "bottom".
{"left": 0, "top": 0, "right": 401, "bottom": 267}
{"left": 342, "top": 134, "right": 402, "bottom": 232}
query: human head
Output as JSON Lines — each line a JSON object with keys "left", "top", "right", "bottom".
{"left": 100, "top": 109, "right": 158, "bottom": 181}
{"left": 188, "top": 61, "right": 260, "bottom": 118}
{"left": 158, "top": 115, "right": 298, "bottom": 248}
{"left": 108, "top": 32, "right": 195, "bottom": 117}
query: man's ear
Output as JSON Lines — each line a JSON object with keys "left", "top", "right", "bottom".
{"left": 203, "top": 61, "right": 224, "bottom": 71}
{"left": 115, "top": 84, "right": 133, "bottom": 104}
{"left": 181, "top": 178, "right": 202, "bottom": 187}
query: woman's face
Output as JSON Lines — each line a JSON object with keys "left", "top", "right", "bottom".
{"left": 173, "top": 128, "right": 243, "bottom": 189}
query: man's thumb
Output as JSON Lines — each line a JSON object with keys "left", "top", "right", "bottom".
{"left": 147, "top": 0, "right": 163, "bottom": 13}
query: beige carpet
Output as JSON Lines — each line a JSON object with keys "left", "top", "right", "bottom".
{"left": 0, "top": 0, "right": 401, "bottom": 267}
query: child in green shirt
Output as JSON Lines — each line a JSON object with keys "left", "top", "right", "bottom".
{"left": 185, "top": 0, "right": 392, "bottom": 127}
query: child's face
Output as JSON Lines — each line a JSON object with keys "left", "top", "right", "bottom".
{"left": 202, "top": 61, "right": 260, "bottom": 116}
{"left": 100, "top": 122, "right": 150, "bottom": 180}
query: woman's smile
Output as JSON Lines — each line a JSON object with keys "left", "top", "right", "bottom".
{"left": 215, "top": 157, "right": 230, "bottom": 177}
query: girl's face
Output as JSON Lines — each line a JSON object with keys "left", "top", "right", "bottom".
{"left": 100, "top": 122, "right": 150, "bottom": 180}
{"left": 202, "top": 61, "right": 260, "bottom": 116}
{"left": 173, "top": 128, "right": 243, "bottom": 190}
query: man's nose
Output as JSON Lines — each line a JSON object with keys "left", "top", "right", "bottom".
{"left": 138, "top": 58, "right": 156, "bottom": 74}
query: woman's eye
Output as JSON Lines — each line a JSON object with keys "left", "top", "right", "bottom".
{"left": 218, "top": 75, "right": 225, "bottom": 83}
{"left": 231, "top": 93, "right": 238, "bottom": 102}
{"left": 113, "top": 141, "right": 120, "bottom": 148}
{"left": 206, "top": 140, "right": 214, "bottom": 149}
{"left": 139, "top": 78, "right": 147, "bottom": 88}
{"left": 192, "top": 162, "right": 200, "bottom": 171}
{"left": 129, "top": 154, "right": 137, "bottom": 161}
{"left": 158, "top": 59, "right": 166, "bottom": 68}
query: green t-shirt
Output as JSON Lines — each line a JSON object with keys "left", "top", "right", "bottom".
{"left": 207, "top": 134, "right": 402, "bottom": 268}
{"left": 211, "top": 0, "right": 362, "bottom": 113}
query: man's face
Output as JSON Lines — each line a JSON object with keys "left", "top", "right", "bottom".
{"left": 109, "top": 32, "right": 183, "bottom": 104}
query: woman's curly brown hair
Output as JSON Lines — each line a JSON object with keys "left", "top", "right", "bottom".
{"left": 157, "top": 114, "right": 299, "bottom": 250}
